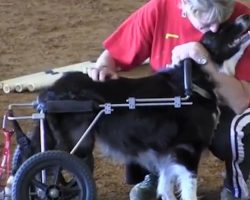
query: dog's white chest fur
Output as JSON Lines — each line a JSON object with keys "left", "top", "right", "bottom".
{"left": 220, "top": 40, "right": 250, "bottom": 76}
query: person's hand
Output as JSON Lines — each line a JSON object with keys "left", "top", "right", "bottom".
{"left": 87, "top": 49, "right": 119, "bottom": 81}
{"left": 87, "top": 66, "right": 118, "bottom": 82}
{"left": 171, "top": 42, "right": 211, "bottom": 65}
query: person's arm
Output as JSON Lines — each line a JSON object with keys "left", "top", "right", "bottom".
{"left": 87, "top": 50, "right": 119, "bottom": 81}
{"left": 171, "top": 42, "right": 250, "bottom": 114}
{"left": 203, "top": 62, "right": 250, "bottom": 114}
{"left": 88, "top": 0, "right": 159, "bottom": 82}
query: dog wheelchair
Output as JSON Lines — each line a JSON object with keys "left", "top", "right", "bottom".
{"left": 0, "top": 62, "right": 194, "bottom": 200}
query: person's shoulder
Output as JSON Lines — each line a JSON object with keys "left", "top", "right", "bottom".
{"left": 237, "top": 1, "right": 250, "bottom": 8}
{"left": 141, "top": 0, "right": 179, "bottom": 17}
{"left": 234, "top": 1, "right": 250, "bottom": 14}
{"left": 227, "top": 1, "right": 250, "bottom": 21}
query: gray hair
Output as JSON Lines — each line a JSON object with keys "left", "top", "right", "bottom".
{"left": 183, "top": 0, "right": 235, "bottom": 23}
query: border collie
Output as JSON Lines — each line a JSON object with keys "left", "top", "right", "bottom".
{"left": 13, "top": 14, "right": 250, "bottom": 200}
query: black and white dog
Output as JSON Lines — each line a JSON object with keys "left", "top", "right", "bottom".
{"left": 14, "top": 14, "right": 250, "bottom": 200}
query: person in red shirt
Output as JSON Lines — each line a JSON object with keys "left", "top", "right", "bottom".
{"left": 88, "top": 0, "right": 250, "bottom": 199}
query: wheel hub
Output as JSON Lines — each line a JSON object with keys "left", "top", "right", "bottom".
{"left": 47, "top": 186, "right": 60, "bottom": 199}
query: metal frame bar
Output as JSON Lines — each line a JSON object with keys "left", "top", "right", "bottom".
{"left": 4, "top": 95, "right": 193, "bottom": 156}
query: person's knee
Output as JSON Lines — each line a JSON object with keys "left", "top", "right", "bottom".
{"left": 209, "top": 132, "right": 232, "bottom": 161}
{"left": 210, "top": 107, "right": 235, "bottom": 161}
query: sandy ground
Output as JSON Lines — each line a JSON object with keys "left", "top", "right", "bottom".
{"left": 0, "top": 0, "right": 250, "bottom": 199}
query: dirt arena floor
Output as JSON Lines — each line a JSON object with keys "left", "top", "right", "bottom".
{"left": 0, "top": 0, "right": 250, "bottom": 199}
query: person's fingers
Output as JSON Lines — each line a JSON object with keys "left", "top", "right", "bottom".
{"left": 189, "top": 44, "right": 209, "bottom": 65}
{"left": 99, "top": 68, "right": 119, "bottom": 81}
{"left": 87, "top": 67, "right": 92, "bottom": 78}
{"left": 172, "top": 43, "right": 209, "bottom": 65}
{"left": 87, "top": 67, "right": 99, "bottom": 81}
{"left": 99, "top": 69, "right": 107, "bottom": 82}
{"left": 172, "top": 53, "right": 181, "bottom": 65}
{"left": 172, "top": 46, "right": 187, "bottom": 65}
{"left": 196, "top": 57, "right": 208, "bottom": 65}
{"left": 189, "top": 49, "right": 208, "bottom": 65}
{"left": 87, "top": 66, "right": 118, "bottom": 81}
{"left": 110, "top": 72, "right": 119, "bottom": 80}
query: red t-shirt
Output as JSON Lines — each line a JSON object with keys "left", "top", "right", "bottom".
{"left": 104, "top": 0, "right": 250, "bottom": 81}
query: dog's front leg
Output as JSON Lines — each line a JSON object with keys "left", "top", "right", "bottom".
{"left": 157, "top": 175, "right": 176, "bottom": 200}
{"left": 158, "top": 162, "right": 198, "bottom": 200}
{"left": 176, "top": 167, "right": 198, "bottom": 200}
{"left": 157, "top": 162, "right": 178, "bottom": 200}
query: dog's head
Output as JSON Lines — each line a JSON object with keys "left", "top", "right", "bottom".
{"left": 201, "top": 14, "right": 250, "bottom": 65}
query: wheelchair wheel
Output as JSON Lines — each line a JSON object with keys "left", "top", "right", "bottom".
{"left": 11, "top": 150, "right": 96, "bottom": 200}
{"left": 11, "top": 145, "right": 22, "bottom": 175}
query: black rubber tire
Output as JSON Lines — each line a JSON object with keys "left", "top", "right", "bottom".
{"left": 11, "top": 150, "right": 96, "bottom": 200}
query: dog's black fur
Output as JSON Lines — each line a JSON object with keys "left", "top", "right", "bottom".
{"left": 15, "top": 14, "right": 250, "bottom": 199}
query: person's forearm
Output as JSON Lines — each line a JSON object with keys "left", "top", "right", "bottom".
{"left": 214, "top": 74, "right": 249, "bottom": 114}
{"left": 203, "top": 62, "right": 250, "bottom": 114}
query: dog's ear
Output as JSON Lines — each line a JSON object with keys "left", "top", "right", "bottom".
{"left": 201, "top": 28, "right": 240, "bottom": 65}
{"left": 201, "top": 31, "right": 223, "bottom": 64}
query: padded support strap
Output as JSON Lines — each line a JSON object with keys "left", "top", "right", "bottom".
{"left": 45, "top": 100, "right": 98, "bottom": 113}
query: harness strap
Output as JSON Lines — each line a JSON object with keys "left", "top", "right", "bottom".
{"left": 192, "top": 84, "right": 213, "bottom": 100}
{"left": 8, "top": 110, "right": 32, "bottom": 157}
